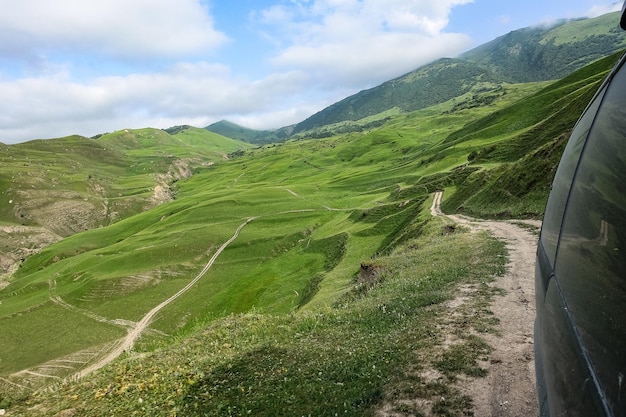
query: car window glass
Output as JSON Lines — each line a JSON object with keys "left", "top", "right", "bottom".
{"left": 540, "top": 84, "right": 606, "bottom": 266}
{"left": 554, "top": 60, "right": 626, "bottom": 415}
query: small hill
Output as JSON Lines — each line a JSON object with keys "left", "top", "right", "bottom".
{"left": 205, "top": 120, "right": 264, "bottom": 143}
{"left": 98, "top": 126, "right": 251, "bottom": 155}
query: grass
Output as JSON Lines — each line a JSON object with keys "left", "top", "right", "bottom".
{"left": 441, "top": 52, "right": 622, "bottom": 218}
{"left": 541, "top": 11, "right": 621, "bottom": 46}
{"left": 0, "top": 146, "right": 422, "bottom": 375}
{"left": 0, "top": 302, "right": 126, "bottom": 374}
{"left": 5, "top": 211, "right": 507, "bottom": 416}
{"left": 0, "top": 128, "right": 253, "bottom": 235}
{"left": 0, "top": 53, "right": 616, "bottom": 407}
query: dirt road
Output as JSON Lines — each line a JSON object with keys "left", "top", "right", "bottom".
{"left": 73, "top": 217, "right": 256, "bottom": 380}
{"left": 431, "top": 191, "right": 539, "bottom": 416}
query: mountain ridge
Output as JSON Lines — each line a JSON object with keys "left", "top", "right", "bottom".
{"left": 206, "top": 11, "right": 626, "bottom": 142}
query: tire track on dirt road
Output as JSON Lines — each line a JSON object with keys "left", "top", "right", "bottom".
{"left": 73, "top": 217, "right": 256, "bottom": 380}
{"left": 431, "top": 191, "right": 539, "bottom": 417}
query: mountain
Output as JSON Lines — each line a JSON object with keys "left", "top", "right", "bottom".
{"left": 205, "top": 120, "right": 294, "bottom": 145}
{"left": 202, "top": 13, "right": 626, "bottom": 143}
{"left": 292, "top": 58, "right": 506, "bottom": 134}
{"left": 289, "top": 11, "right": 626, "bottom": 136}
{"left": 461, "top": 12, "right": 626, "bottom": 82}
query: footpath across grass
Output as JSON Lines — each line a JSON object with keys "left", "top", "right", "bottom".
{"left": 6, "top": 214, "right": 507, "bottom": 416}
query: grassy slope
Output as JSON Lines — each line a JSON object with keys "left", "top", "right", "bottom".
{"left": 7, "top": 205, "right": 508, "bottom": 417}
{"left": 0, "top": 52, "right": 619, "bottom": 413}
{"left": 0, "top": 135, "right": 131, "bottom": 233}
{"left": 0, "top": 128, "right": 252, "bottom": 234}
{"left": 0, "top": 95, "right": 509, "bottom": 380}
{"left": 441, "top": 51, "right": 622, "bottom": 217}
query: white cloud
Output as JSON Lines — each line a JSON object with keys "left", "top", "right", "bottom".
{"left": 0, "top": 63, "right": 319, "bottom": 142}
{"left": 272, "top": 32, "right": 471, "bottom": 88}
{"left": 585, "top": 1, "right": 622, "bottom": 18}
{"left": 0, "top": 0, "right": 228, "bottom": 62}
{"left": 0, "top": 0, "right": 477, "bottom": 143}
{"left": 259, "top": 0, "right": 474, "bottom": 89}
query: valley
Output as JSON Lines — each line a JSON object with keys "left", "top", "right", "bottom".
{"left": 0, "top": 12, "right": 625, "bottom": 415}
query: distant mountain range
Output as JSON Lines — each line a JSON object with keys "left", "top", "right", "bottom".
{"left": 204, "top": 120, "right": 294, "bottom": 145}
{"left": 207, "top": 11, "right": 626, "bottom": 143}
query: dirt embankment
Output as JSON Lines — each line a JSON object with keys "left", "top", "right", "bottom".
{"left": 152, "top": 159, "right": 201, "bottom": 205}
{"left": 0, "top": 225, "right": 62, "bottom": 289}
{"left": 434, "top": 191, "right": 539, "bottom": 416}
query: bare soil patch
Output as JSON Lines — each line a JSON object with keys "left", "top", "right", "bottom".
{"left": 0, "top": 225, "right": 62, "bottom": 288}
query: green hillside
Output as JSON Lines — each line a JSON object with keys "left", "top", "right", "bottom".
{"left": 292, "top": 58, "right": 506, "bottom": 133}
{"left": 463, "top": 12, "right": 626, "bottom": 82}
{"left": 288, "top": 12, "right": 626, "bottom": 136}
{"left": 0, "top": 128, "right": 252, "bottom": 284}
{"left": 0, "top": 128, "right": 251, "bottom": 232}
{"left": 441, "top": 52, "right": 620, "bottom": 217}
{"left": 1, "top": 45, "right": 621, "bottom": 415}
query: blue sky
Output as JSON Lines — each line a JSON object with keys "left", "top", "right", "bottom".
{"left": 0, "top": 0, "right": 622, "bottom": 143}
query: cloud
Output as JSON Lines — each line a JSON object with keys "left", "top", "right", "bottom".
{"left": 0, "top": 0, "right": 228, "bottom": 64}
{"left": 585, "top": 1, "right": 622, "bottom": 18}
{"left": 271, "top": 32, "right": 471, "bottom": 88}
{"left": 0, "top": 0, "right": 476, "bottom": 143}
{"left": 257, "top": 0, "right": 473, "bottom": 90}
{"left": 0, "top": 63, "right": 317, "bottom": 142}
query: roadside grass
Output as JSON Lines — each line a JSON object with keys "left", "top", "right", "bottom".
{"left": 7, "top": 213, "right": 507, "bottom": 417}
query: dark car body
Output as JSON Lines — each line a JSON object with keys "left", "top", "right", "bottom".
{"left": 535, "top": 6, "right": 626, "bottom": 417}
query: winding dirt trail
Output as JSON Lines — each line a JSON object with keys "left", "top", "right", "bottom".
{"left": 73, "top": 217, "right": 256, "bottom": 380}
{"left": 431, "top": 191, "right": 539, "bottom": 416}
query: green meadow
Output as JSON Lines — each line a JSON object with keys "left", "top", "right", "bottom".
{"left": 0, "top": 52, "right": 622, "bottom": 413}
